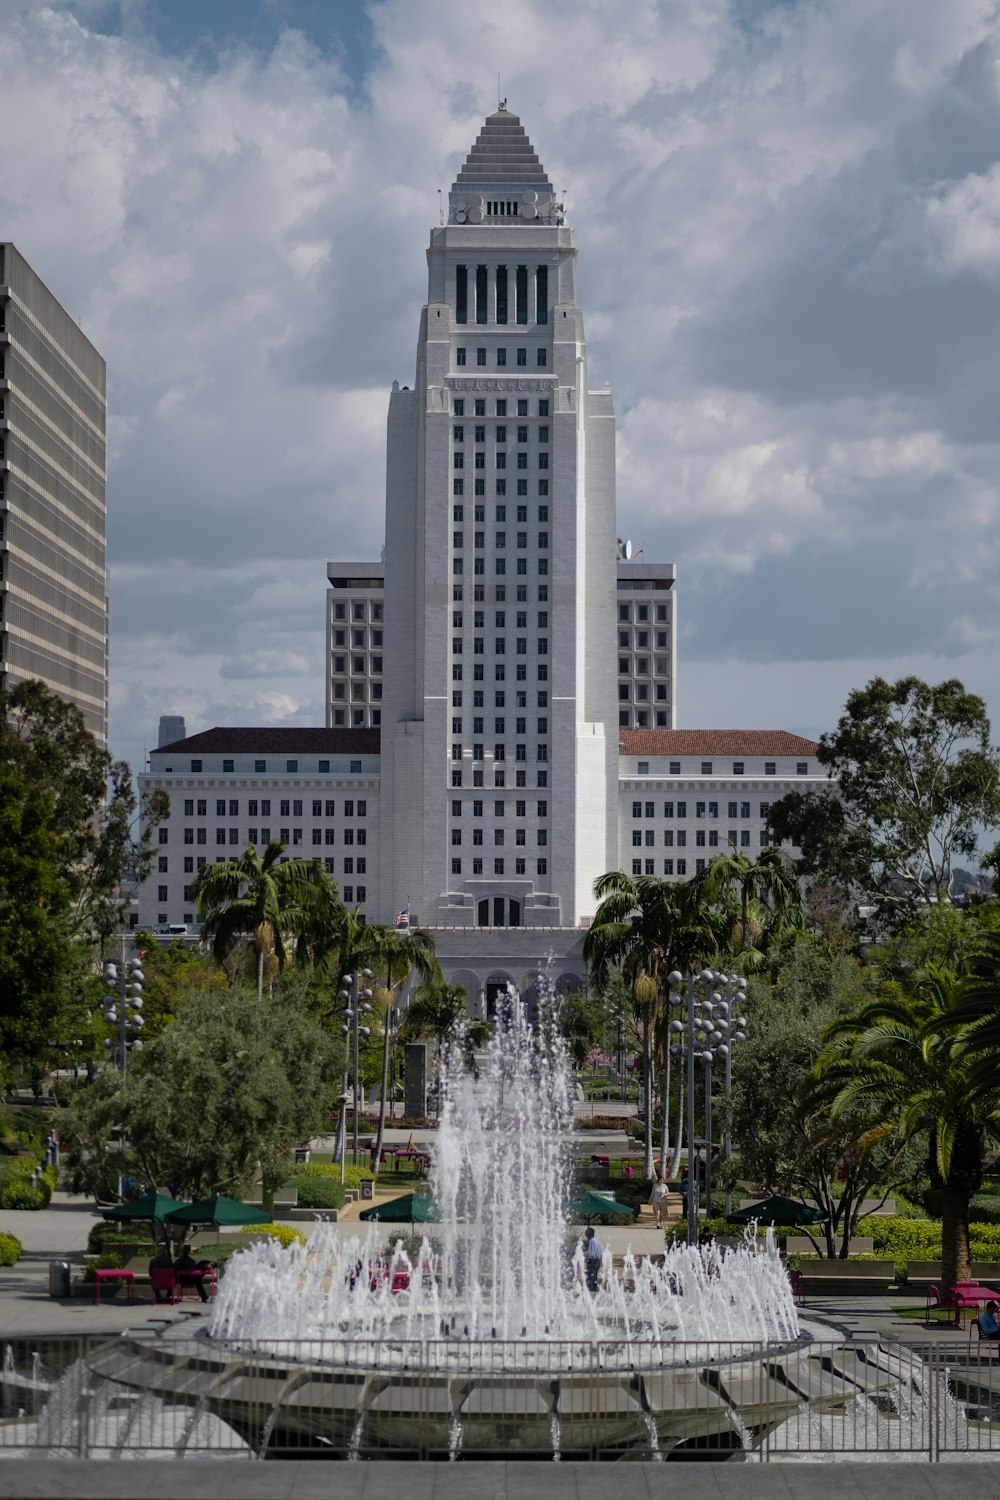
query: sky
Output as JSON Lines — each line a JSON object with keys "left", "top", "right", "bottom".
{"left": 3, "top": 0, "right": 1000, "bottom": 776}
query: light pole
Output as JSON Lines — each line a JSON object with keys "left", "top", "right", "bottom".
{"left": 102, "top": 942, "right": 144, "bottom": 1080}
{"left": 339, "top": 969, "right": 373, "bottom": 1167}
{"left": 666, "top": 969, "right": 742, "bottom": 1246}
{"left": 714, "top": 973, "right": 748, "bottom": 1218}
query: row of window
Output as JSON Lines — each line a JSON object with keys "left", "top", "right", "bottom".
{"left": 455, "top": 347, "right": 548, "bottom": 368}
{"left": 453, "top": 479, "right": 550, "bottom": 497}
{"left": 453, "top": 556, "right": 549, "bottom": 574}
{"left": 452, "top": 639, "right": 550, "bottom": 657}
{"left": 451, "top": 744, "right": 549, "bottom": 762}
{"left": 451, "top": 798, "right": 548, "bottom": 817}
{"left": 453, "top": 718, "right": 549, "bottom": 735}
{"left": 453, "top": 532, "right": 550, "bottom": 549}
{"left": 332, "top": 710, "right": 380, "bottom": 728}
{"left": 618, "top": 602, "right": 670, "bottom": 623}
{"left": 452, "top": 769, "right": 548, "bottom": 788}
{"left": 174, "top": 758, "right": 365, "bottom": 775}
{"left": 631, "top": 829, "right": 769, "bottom": 849}
{"left": 454, "top": 424, "right": 549, "bottom": 444}
{"left": 173, "top": 827, "right": 369, "bottom": 849}
{"left": 451, "top": 829, "right": 547, "bottom": 846}
{"left": 631, "top": 799, "right": 770, "bottom": 819}
{"left": 332, "top": 601, "right": 383, "bottom": 621}
{"left": 454, "top": 456, "right": 551, "bottom": 474}
{"left": 452, "top": 583, "right": 546, "bottom": 602}
{"left": 455, "top": 264, "right": 546, "bottom": 326}
{"left": 454, "top": 610, "right": 549, "bottom": 628}
{"left": 622, "top": 711, "right": 671, "bottom": 728}
{"left": 163, "top": 853, "right": 370, "bottom": 878}
{"left": 331, "top": 630, "right": 383, "bottom": 652}
{"left": 454, "top": 504, "right": 548, "bottom": 523}
{"left": 452, "top": 689, "right": 547, "bottom": 707}
{"left": 331, "top": 656, "right": 384, "bottom": 678}
{"left": 453, "top": 398, "right": 548, "bottom": 418}
{"left": 177, "top": 797, "right": 367, "bottom": 818}
{"left": 450, "top": 858, "right": 547, "bottom": 876}
{"left": 632, "top": 760, "right": 810, "bottom": 776}
{"left": 452, "top": 663, "right": 549, "bottom": 682}
{"left": 619, "top": 683, "right": 670, "bottom": 701}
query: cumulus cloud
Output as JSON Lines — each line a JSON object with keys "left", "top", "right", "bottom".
{"left": 4, "top": 0, "right": 1000, "bottom": 765}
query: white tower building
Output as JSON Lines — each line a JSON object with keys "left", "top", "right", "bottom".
{"left": 378, "top": 109, "right": 618, "bottom": 931}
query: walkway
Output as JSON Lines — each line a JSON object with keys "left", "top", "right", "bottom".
{"left": 0, "top": 1459, "right": 993, "bottom": 1498}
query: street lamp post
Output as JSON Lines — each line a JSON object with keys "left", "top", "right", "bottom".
{"left": 714, "top": 974, "right": 748, "bottom": 1218}
{"left": 102, "top": 941, "right": 144, "bottom": 1080}
{"left": 339, "top": 969, "right": 373, "bottom": 1169}
{"left": 667, "top": 969, "right": 743, "bottom": 1246}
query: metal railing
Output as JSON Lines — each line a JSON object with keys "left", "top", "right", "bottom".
{"left": 1, "top": 1334, "right": 998, "bottom": 1461}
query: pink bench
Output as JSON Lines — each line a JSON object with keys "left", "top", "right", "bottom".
{"left": 93, "top": 1268, "right": 135, "bottom": 1306}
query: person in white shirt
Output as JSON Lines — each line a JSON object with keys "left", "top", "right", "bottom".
{"left": 584, "top": 1226, "right": 604, "bottom": 1292}
{"left": 650, "top": 1176, "right": 670, "bottom": 1229}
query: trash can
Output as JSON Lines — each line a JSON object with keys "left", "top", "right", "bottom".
{"left": 294, "top": 1146, "right": 311, "bottom": 1164}
{"left": 360, "top": 1178, "right": 375, "bottom": 1202}
{"left": 48, "top": 1261, "right": 71, "bottom": 1298}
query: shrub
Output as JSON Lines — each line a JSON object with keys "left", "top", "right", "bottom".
{"left": 82, "top": 1251, "right": 129, "bottom": 1282}
{"left": 285, "top": 1162, "right": 376, "bottom": 1191}
{"left": 288, "top": 1176, "right": 346, "bottom": 1211}
{"left": 0, "top": 1178, "right": 50, "bottom": 1210}
{"left": 87, "top": 1222, "right": 155, "bottom": 1255}
{"left": 239, "top": 1224, "right": 306, "bottom": 1249}
{"left": 0, "top": 1232, "right": 22, "bottom": 1267}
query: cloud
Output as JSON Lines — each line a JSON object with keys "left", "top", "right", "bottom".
{"left": 4, "top": 0, "right": 1000, "bottom": 768}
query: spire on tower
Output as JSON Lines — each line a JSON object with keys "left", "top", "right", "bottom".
{"left": 448, "top": 109, "right": 561, "bottom": 225}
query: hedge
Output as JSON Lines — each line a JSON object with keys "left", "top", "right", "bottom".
{"left": 87, "top": 1222, "right": 155, "bottom": 1255}
{"left": 284, "top": 1162, "right": 375, "bottom": 1191}
{"left": 0, "top": 1155, "right": 56, "bottom": 1210}
{"left": 288, "top": 1175, "right": 346, "bottom": 1210}
{"left": 239, "top": 1224, "right": 306, "bottom": 1249}
{"left": 0, "top": 1232, "right": 22, "bottom": 1267}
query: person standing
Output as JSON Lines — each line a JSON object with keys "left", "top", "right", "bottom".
{"left": 583, "top": 1226, "right": 604, "bottom": 1293}
{"left": 650, "top": 1176, "right": 670, "bottom": 1229}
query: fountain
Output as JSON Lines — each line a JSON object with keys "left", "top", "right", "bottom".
{"left": 4, "top": 982, "right": 997, "bottom": 1460}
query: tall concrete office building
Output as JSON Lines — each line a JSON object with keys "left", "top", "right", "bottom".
{"left": 0, "top": 245, "right": 107, "bottom": 741}
{"left": 378, "top": 109, "right": 618, "bottom": 931}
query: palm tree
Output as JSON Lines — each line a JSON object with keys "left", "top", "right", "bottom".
{"left": 696, "top": 846, "right": 802, "bottom": 963}
{"left": 815, "top": 965, "right": 996, "bottom": 1287}
{"left": 401, "top": 981, "right": 489, "bottom": 1116}
{"left": 364, "top": 927, "right": 441, "bottom": 1169}
{"left": 584, "top": 872, "right": 716, "bottom": 1179}
{"left": 192, "top": 840, "right": 335, "bottom": 1001}
{"left": 949, "top": 934, "right": 1000, "bottom": 1108}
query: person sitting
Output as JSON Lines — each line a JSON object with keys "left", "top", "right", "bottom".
{"left": 174, "top": 1244, "right": 216, "bottom": 1303}
{"left": 977, "top": 1300, "right": 1000, "bottom": 1341}
{"left": 148, "top": 1247, "right": 175, "bottom": 1303}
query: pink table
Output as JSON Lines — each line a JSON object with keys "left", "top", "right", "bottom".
{"left": 93, "top": 1268, "right": 135, "bottom": 1306}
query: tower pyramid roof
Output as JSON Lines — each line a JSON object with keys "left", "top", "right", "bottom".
{"left": 453, "top": 108, "right": 553, "bottom": 194}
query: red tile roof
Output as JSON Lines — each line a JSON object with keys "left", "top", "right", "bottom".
{"left": 153, "top": 727, "right": 380, "bottom": 755}
{"left": 619, "top": 729, "right": 819, "bottom": 757}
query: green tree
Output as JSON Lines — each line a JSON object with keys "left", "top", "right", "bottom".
{"left": 401, "top": 981, "right": 489, "bottom": 1115}
{"left": 0, "top": 680, "right": 166, "bottom": 944}
{"left": 193, "top": 840, "right": 338, "bottom": 1000}
{"left": 584, "top": 872, "right": 716, "bottom": 1178}
{"left": 815, "top": 965, "right": 998, "bottom": 1284}
{"left": 769, "top": 676, "right": 1000, "bottom": 925}
{"left": 695, "top": 846, "right": 802, "bottom": 965}
{"left": 58, "top": 986, "right": 338, "bottom": 1210}
{"left": 730, "top": 938, "right": 921, "bottom": 1256}
{"left": 554, "top": 990, "right": 606, "bottom": 1071}
{"left": 364, "top": 927, "right": 440, "bottom": 1168}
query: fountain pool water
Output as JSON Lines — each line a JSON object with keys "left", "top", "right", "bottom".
{"left": 208, "top": 985, "right": 799, "bottom": 1367}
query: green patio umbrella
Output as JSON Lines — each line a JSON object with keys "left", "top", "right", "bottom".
{"left": 726, "top": 1195, "right": 828, "bottom": 1227}
{"left": 102, "top": 1193, "right": 188, "bottom": 1224}
{"left": 359, "top": 1193, "right": 443, "bottom": 1225}
{"left": 567, "top": 1190, "right": 635, "bottom": 1220}
{"left": 164, "top": 1194, "right": 272, "bottom": 1229}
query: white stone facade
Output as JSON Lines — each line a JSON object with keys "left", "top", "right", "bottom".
{"left": 137, "top": 730, "right": 380, "bottom": 931}
{"left": 136, "top": 114, "right": 824, "bottom": 989}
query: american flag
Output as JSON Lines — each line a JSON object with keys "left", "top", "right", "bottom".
{"left": 394, "top": 906, "right": 410, "bottom": 929}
